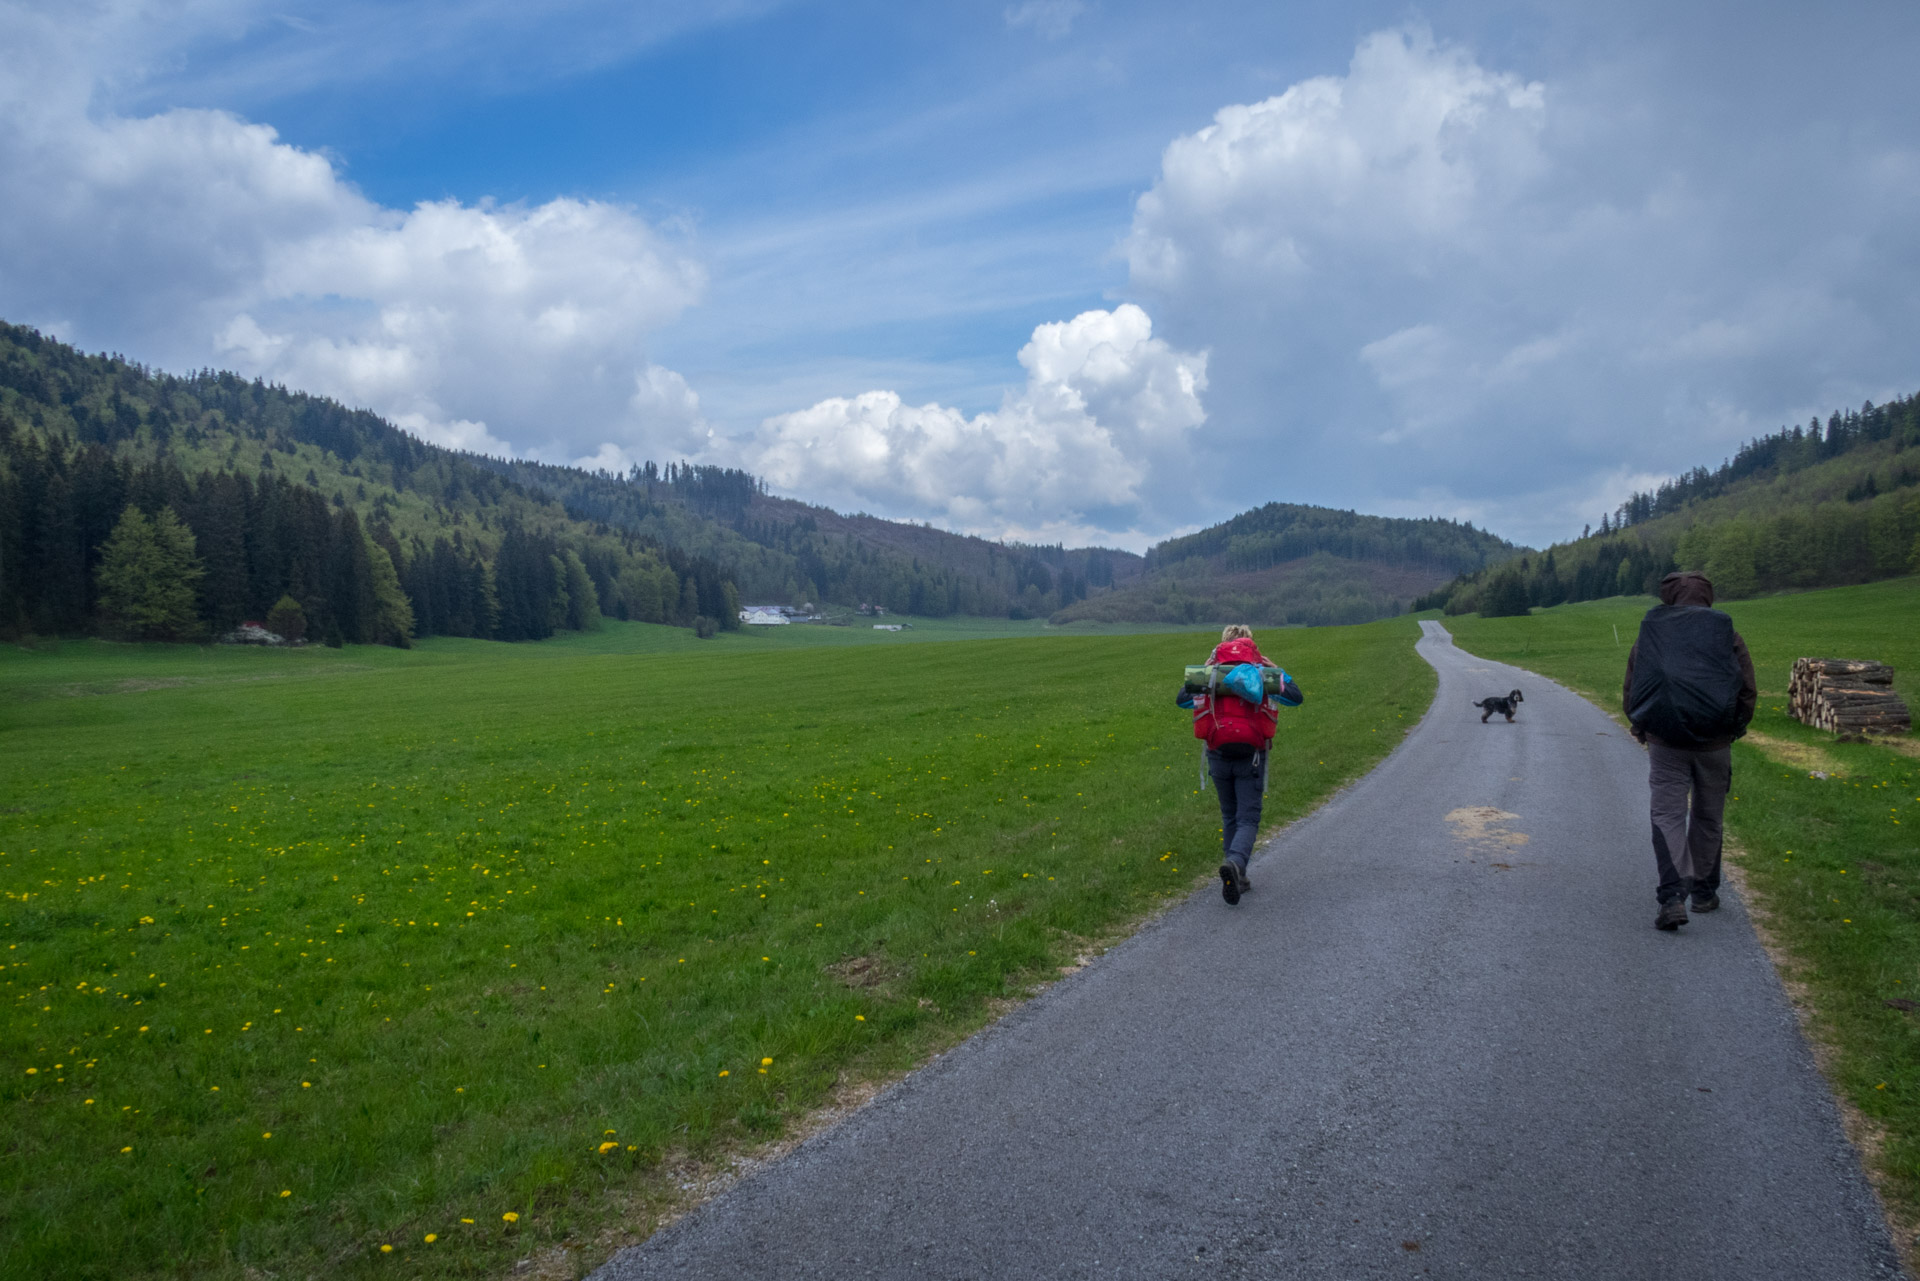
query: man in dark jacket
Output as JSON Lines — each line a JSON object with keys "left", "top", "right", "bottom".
{"left": 1622, "top": 571, "right": 1757, "bottom": 930}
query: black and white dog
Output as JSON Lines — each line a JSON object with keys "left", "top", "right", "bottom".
{"left": 1472, "top": 689, "right": 1524, "bottom": 723}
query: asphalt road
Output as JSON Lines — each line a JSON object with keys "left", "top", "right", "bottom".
{"left": 593, "top": 621, "right": 1901, "bottom": 1279}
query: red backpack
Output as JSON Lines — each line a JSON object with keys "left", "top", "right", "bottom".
{"left": 1190, "top": 638, "right": 1280, "bottom": 751}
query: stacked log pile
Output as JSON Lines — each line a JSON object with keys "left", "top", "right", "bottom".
{"left": 1789, "top": 658, "right": 1911, "bottom": 735}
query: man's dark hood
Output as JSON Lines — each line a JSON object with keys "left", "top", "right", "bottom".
{"left": 1658, "top": 571, "right": 1715, "bottom": 608}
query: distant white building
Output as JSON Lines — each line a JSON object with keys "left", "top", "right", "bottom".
{"left": 873, "top": 624, "right": 903, "bottom": 631}
{"left": 741, "top": 608, "right": 790, "bottom": 626}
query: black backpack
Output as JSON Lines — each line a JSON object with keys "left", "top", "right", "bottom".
{"left": 1626, "top": 605, "right": 1744, "bottom": 748}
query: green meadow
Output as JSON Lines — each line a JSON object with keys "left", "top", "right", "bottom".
{"left": 1, "top": 615, "right": 1433, "bottom": 1279}
{"left": 1442, "top": 577, "right": 1920, "bottom": 1216}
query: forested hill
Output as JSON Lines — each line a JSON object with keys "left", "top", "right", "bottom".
{"left": 479, "top": 457, "right": 1143, "bottom": 619}
{"left": 1052, "top": 503, "right": 1522, "bottom": 628}
{"left": 0, "top": 321, "right": 1140, "bottom": 642}
{"left": 0, "top": 324, "right": 739, "bottom": 644}
{"left": 0, "top": 317, "right": 1545, "bottom": 644}
{"left": 1418, "top": 392, "right": 1920, "bottom": 617}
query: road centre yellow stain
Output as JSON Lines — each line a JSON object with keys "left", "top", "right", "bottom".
{"left": 1444, "top": 807, "right": 1531, "bottom": 850}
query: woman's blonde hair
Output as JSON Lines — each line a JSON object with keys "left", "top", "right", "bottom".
{"left": 1221, "top": 624, "right": 1253, "bottom": 642}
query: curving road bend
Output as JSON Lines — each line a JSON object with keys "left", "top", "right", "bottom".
{"left": 592, "top": 620, "right": 1901, "bottom": 1279}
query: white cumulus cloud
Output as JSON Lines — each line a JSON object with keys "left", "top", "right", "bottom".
{"left": 1127, "top": 27, "right": 1546, "bottom": 298}
{"left": 735, "top": 304, "right": 1206, "bottom": 546}
{"left": 0, "top": 5, "right": 709, "bottom": 468}
{"left": 1123, "top": 24, "right": 1920, "bottom": 545}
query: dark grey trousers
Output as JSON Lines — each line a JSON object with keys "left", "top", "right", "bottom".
{"left": 1208, "top": 750, "right": 1266, "bottom": 870}
{"left": 1648, "top": 741, "right": 1731, "bottom": 903}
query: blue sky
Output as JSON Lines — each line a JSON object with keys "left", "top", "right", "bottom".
{"left": 4, "top": 0, "right": 1919, "bottom": 548}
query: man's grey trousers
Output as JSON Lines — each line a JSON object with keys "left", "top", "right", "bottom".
{"left": 1648, "top": 740, "right": 1731, "bottom": 904}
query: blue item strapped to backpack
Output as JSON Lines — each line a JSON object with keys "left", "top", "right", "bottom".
{"left": 1221, "top": 663, "right": 1266, "bottom": 705}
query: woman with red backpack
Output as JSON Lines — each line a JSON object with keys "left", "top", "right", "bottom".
{"left": 1176, "top": 624, "right": 1304, "bottom": 905}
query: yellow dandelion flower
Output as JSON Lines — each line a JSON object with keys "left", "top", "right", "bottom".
{"left": 281, "top": 1189, "right": 291, "bottom": 1197}
{"left": 302, "top": 1081, "right": 311, "bottom": 1088}
{"left": 262, "top": 1132, "right": 271, "bottom": 1139}
{"left": 718, "top": 1069, "right": 729, "bottom": 1077}
{"left": 121, "top": 1146, "right": 133, "bottom": 1154}
{"left": 502, "top": 1211, "right": 519, "bottom": 1223}
{"left": 380, "top": 1244, "right": 393, "bottom": 1253}
{"left": 424, "top": 1233, "right": 438, "bottom": 1243}
{"left": 461, "top": 1218, "right": 474, "bottom": 1224}
{"left": 84, "top": 1099, "right": 94, "bottom": 1105}
{"left": 24, "top": 1068, "right": 35, "bottom": 1075}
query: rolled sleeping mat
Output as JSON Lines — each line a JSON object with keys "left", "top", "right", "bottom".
{"left": 1182, "top": 664, "right": 1293, "bottom": 696}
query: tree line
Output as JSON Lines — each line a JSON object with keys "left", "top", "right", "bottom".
{"left": 1051, "top": 551, "right": 1408, "bottom": 629}
{"left": 0, "top": 421, "right": 739, "bottom": 644}
{"left": 491, "top": 455, "right": 1126, "bottom": 619}
{"left": 1, "top": 425, "right": 412, "bottom": 643}
{"left": 0, "top": 320, "right": 1152, "bottom": 628}
{"left": 1417, "top": 394, "right": 1920, "bottom": 617}
{"left": 0, "top": 322, "right": 748, "bottom": 644}
{"left": 1592, "top": 393, "right": 1920, "bottom": 535}
{"left": 1147, "top": 503, "right": 1520, "bottom": 578}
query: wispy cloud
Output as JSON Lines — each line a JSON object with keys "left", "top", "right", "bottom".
{"left": 1004, "top": 0, "right": 1085, "bottom": 41}
{"left": 93, "top": 0, "right": 788, "bottom": 112}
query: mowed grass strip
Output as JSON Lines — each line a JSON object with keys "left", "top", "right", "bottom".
{"left": 1441, "top": 577, "right": 1920, "bottom": 1215}
{"left": 1, "top": 616, "right": 1432, "bottom": 1279}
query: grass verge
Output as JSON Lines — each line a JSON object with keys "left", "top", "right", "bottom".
{"left": 1439, "top": 576, "right": 1920, "bottom": 1236}
{"left": 2, "top": 614, "right": 1432, "bottom": 1279}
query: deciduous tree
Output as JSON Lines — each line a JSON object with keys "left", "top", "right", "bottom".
{"left": 96, "top": 505, "right": 204, "bottom": 640}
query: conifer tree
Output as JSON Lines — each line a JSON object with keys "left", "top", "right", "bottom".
{"left": 560, "top": 549, "right": 600, "bottom": 630}
{"left": 1479, "top": 570, "right": 1532, "bottom": 618}
{"left": 367, "top": 544, "right": 415, "bottom": 647}
{"left": 96, "top": 505, "right": 205, "bottom": 639}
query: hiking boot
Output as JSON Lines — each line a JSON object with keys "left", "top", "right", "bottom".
{"left": 1690, "top": 892, "right": 1720, "bottom": 913}
{"left": 1655, "top": 899, "right": 1688, "bottom": 931}
{"left": 1219, "top": 862, "right": 1243, "bottom": 906}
